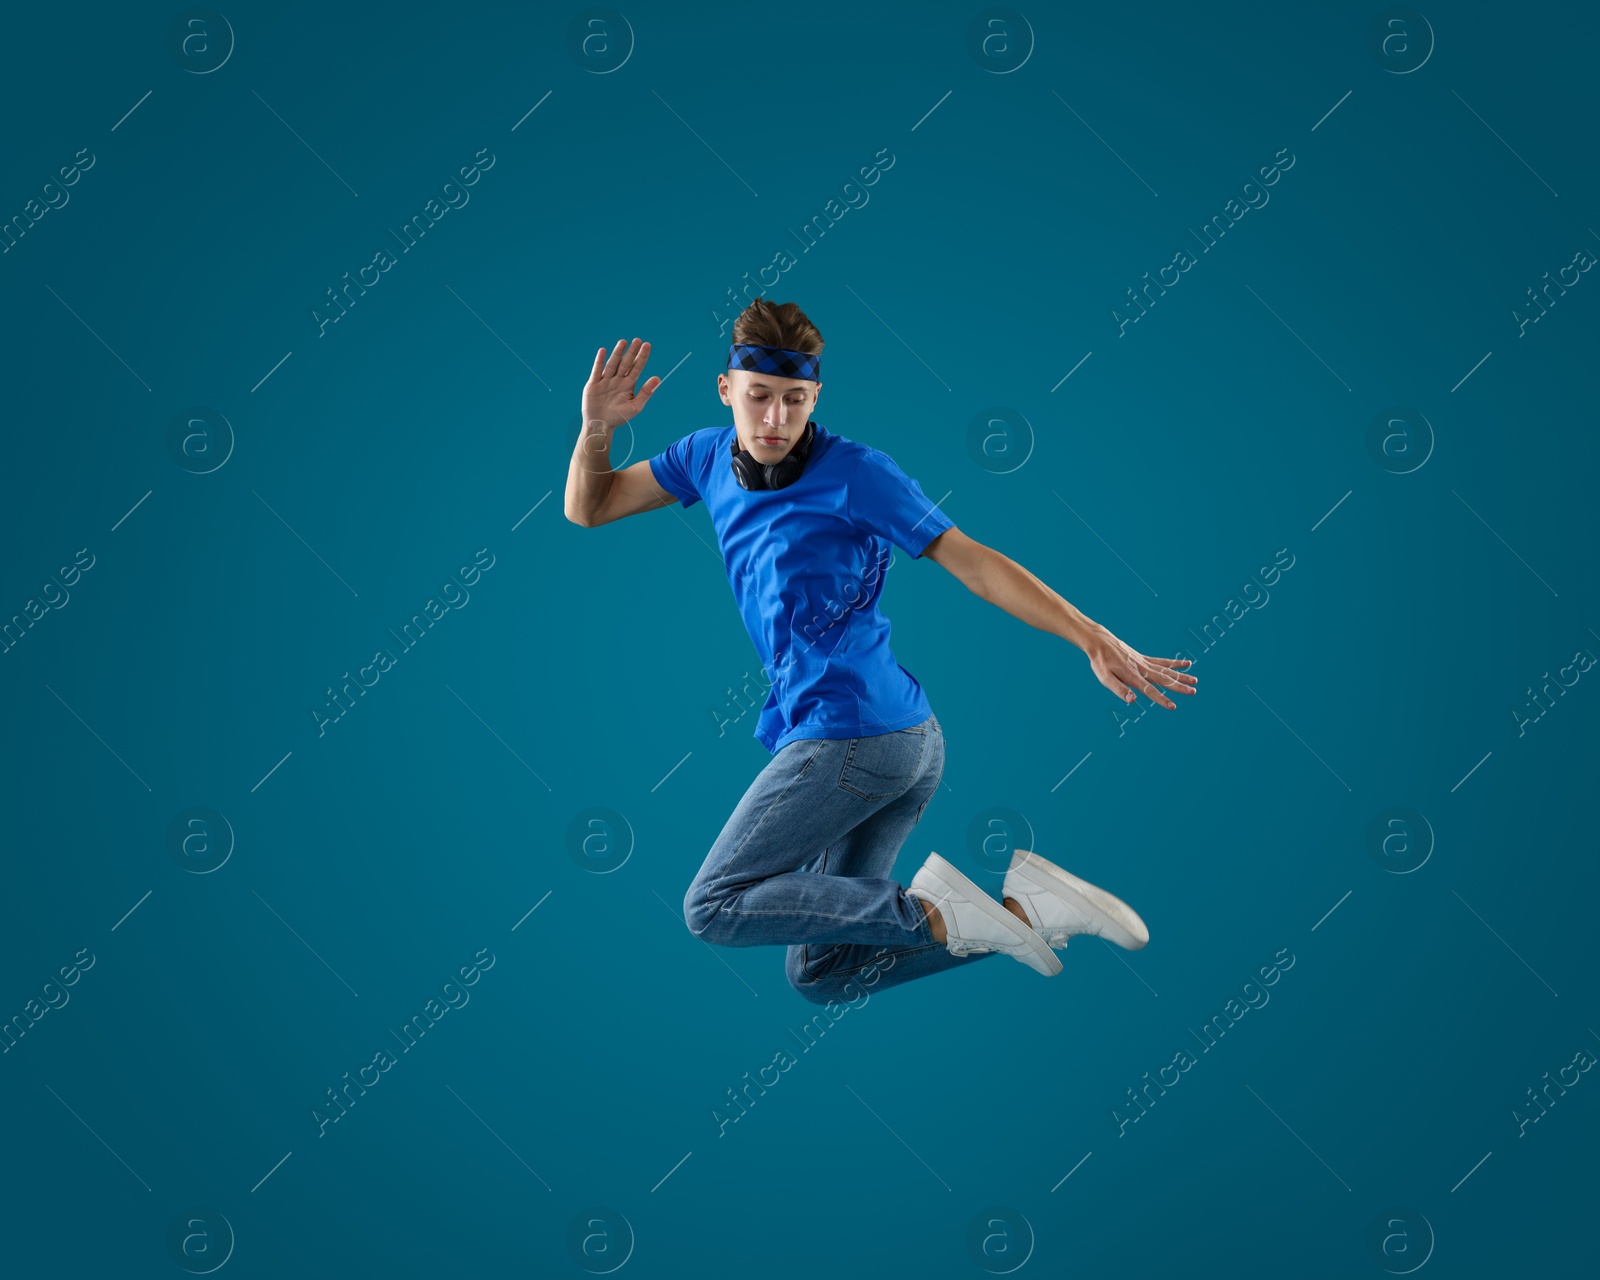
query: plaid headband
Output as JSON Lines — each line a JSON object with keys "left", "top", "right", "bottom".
{"left": 726, "top": 343, "right": 821, "bottom": 383}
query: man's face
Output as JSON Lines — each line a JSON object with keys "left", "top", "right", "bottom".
{"left": 718, "top": 368, "right": 822, "bottom": 462}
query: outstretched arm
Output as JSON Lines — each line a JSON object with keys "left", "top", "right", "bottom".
{"left": 921, "top": 527, "right": 1196, "bottom": 708}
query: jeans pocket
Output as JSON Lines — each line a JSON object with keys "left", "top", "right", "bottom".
{"left": 837, "top": 727, "right": 924, "bottom": 802}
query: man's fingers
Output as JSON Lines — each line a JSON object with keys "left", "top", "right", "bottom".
{"left": 605, "top": 337, "right": 648, "bottom": 388}
{"left": 1102, "top": 670, "right": 1135, "bottom": 704}
{"left": 1147, "top": 672, "right": 1178, "bottom": 708}
{"left": 1106, "top": 665, "right": 1145, "bottom": 705}
{"left": 1141, "top": 655, "right": 1197, "bottom": 687}
{"left": 1092, "top": 638, "right": 1194, "bottom": 707}
{"left": 1123, "top": 665, "right": 1175, "bottom": 709}
{"left": 1139, "top": 673, "right": 1176, "bottom": 709}
{"left": 1146, "top": 664, "right": 1195, "bottom": 693}
{"left": 627, "top": 339, "right": 651, "bottom": 379}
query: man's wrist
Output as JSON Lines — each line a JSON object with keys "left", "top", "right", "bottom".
{"left": 576, "top": 418, "right": 619, "bottom": 469}
{"left": 1060, "top": 610, "right": 1102, "bottom": 653}
{"left": 579, "top": 414, "right": 622, "bottom": 436}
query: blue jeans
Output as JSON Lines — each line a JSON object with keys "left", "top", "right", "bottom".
{"left": 683, "top": 712, "right": 997, "bottom": 1004}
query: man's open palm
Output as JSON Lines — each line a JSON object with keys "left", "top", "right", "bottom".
{"left": 583, "top": 338, "right": 661, "bottom": 431}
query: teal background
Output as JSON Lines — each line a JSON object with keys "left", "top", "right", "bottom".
{"left": 2, "top": 1, "right": 1596, "bottom": 1276}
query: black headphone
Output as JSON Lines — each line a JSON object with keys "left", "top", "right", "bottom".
{"left": 729, "top": 420, "right": 817, "bottom": 491}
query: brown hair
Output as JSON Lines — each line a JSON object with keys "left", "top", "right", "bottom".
{"left": 731, "top": 298, "right": 824, "bottom": 357}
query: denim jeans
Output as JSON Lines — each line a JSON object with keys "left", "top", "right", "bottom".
{"left": 683, "top": 712, "right": 997, "bottom": 1004}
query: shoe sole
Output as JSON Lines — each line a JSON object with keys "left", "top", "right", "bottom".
{"left": 1007, "top": 850, "right": 1150, "bottom": 950}
{"left": 922, "top": 853, "right": 1063, "bottom": 976}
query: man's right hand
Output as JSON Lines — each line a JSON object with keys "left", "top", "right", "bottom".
{"left": 582, "top": 338, "right": 661, "bottom": 432}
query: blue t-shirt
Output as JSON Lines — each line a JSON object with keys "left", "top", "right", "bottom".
{"left": 648, "top": 421, "right": 954, "bottom": 753}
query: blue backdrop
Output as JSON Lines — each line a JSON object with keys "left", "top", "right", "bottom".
{"left": 2, "top": 1, "right": 1595, "bottom": 1276}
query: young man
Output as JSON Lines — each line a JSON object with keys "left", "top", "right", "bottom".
{"left": 564, "top": 301, "right": 1196, "bottom": 1005}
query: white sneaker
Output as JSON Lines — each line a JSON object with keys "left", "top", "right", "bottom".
{"left": 1002, "top": 850, "right": 1150, "bottom": 951}
{"left": 907, "top": 853, "right": 1063, "bottom": 976}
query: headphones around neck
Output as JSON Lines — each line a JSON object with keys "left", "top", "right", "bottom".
{"left": 729, "top": 420, "right": 817, "bottom": 491}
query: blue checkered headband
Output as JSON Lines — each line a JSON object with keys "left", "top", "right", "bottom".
{"left": 726, "top": 343, "right": 821, "bottom": 383}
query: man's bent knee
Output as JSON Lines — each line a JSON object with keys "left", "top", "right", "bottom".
{"left": 683, "top": 885, "right": 735, "bottom": 944}
{"left": 787, "top": 969, "right": 836, "bottom": 1006}
{"left": 785, "top": 946, "right": 838, "bottom": 1005}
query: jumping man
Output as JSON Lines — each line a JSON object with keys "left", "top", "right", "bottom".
{"left": 564, "top": 299, "right": 1197, "bottom": 1004}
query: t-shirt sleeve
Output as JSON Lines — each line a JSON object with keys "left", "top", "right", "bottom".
{"left": 846, "top": 448, "right": 955, "bottom": 558}
{"left": 647, "top": 431, "right": 703, "bottom": 509}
